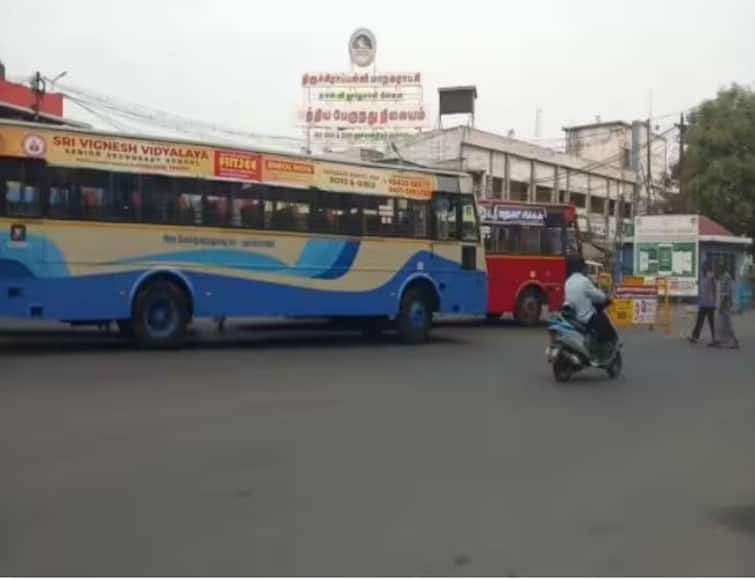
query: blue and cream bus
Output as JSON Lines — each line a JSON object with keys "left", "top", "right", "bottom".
{"left": 0, "top": 119, "right": 487, "bottom": 346}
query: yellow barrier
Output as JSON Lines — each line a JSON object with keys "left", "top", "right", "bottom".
{"left": 655, "top": 277, "right": 673, "bottom": 333}
{"left": 608, "top": 277, "right": 672, "bottom": 333}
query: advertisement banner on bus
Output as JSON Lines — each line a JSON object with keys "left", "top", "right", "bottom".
{"left": 0, "top": 123, "right": 437, "bottom": 199}
{"left": 0, "top": 125, "right": 215, "bottom": 178}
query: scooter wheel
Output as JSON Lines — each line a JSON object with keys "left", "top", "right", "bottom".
{"left": 606, "top": 351, "right": 623, "bottom": 379}
{"left": 553, "top": 356, "right": 574, "bottom": 382}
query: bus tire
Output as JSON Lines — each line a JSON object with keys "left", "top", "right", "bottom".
{"left": 515, "top": 288, "right": 543, "bottom": 326}
{"left": 397, "top": 287, "right": 433, "bottom": 344}
{"left": 132, "top": 279, "right": 190, "bottom": 348}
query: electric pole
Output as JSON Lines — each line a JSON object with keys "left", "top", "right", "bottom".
{"left": 675, "top": 112, "right": 686, "bottom": 208}
{"left": 646, "top": 118, "right": 653, "bottom": 212}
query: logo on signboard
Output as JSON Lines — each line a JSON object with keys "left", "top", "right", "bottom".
{"left": 349, "top": 28, "right": 376, "bottom": 68}
{"left": 22, "top": 134, "right": 46, "bottom": 157}
{"left": 10, "top": 224, "right": 26, "bottom": 243}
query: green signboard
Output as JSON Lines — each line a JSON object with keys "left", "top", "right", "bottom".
{"left": 636, "top": 242, "right": 697, "bottom": 277}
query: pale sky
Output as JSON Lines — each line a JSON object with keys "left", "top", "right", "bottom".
{"left": 2, "top": 0, "right": 754, "bottom": 145}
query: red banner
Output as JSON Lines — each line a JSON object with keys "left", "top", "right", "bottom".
{"left": 214, "top": 150, "right": 262, "bottom": 181}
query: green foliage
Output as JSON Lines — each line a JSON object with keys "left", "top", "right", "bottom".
{"left": 682, "top": 84, "right": 755, "bottom": 236}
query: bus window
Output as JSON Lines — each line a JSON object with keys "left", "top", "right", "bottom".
{"left": 310, "top": 190, "right": 345, "bottom": 235}
{"left": 542, "top": 226, "right": 564, "bottom": 255}
{"left": 47, "top": 168, "right": 76, "bottom": 219}
{"left": 364, "top": 196, "right": 394, "bottom": 237}
{"left": 2, "top": 159, "right": 43, "bottom": 218}
{"left": 233, "top": 183, "right": 265, "bottom": 229}
{"left": 433, "top": 193, "right": 459, "bottom": 241}
{"left": 268, "top": 187, "right": 309, "bottom": 232}
{"left": 203, "top": 181, "right": 231, "bottom": 227}
{"left": 413, "top": 200, "right": 429, "bottom": 238}
{"left": 340, "top": 194, "right": 363, "bottom": 236}
{"left": 461, "top": 195, "right": 478, "bottom": 241}
{"left": 142, "top": 175, "right": 178, "bottom": 225}
{"left": 395, "top": 198, "right": 429, "bottom": 239}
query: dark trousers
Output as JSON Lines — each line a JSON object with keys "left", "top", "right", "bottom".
{"left": 588, "top": 310, "right": 617, "bottom": 345}
{"left": 691, "top": 306, "right": 716, "bottom": 341}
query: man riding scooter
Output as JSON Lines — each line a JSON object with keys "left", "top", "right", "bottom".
{"left": 564, "top": 255, "right": 617, "bottom": 363}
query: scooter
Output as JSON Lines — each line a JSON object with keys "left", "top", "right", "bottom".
{"left": 545, "top": 302, "right": 623, "bottom": 382}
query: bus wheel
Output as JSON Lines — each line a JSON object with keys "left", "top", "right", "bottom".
{"left": 515, "top": 289, "right": 543, "bottom": 326}
{"left": 133, "top": 280, "right": 190, "bottom": 348}
{"left": 398, "top": 287, "right": 432, "bottom": 344}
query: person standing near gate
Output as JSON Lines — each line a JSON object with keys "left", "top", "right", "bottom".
{"left": 689, "top": 265, "right": 718, "bottom": 345}
{"left": 716, "top": 263, "right": 740, "bottom": 349}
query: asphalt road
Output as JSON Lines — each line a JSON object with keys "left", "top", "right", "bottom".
{"left": 1, "top": 314, "right": 755, "bottom": 576}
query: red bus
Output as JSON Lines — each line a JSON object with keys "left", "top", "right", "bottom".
{"left": 480, "top": 200, "right": 581, "bottom": 325}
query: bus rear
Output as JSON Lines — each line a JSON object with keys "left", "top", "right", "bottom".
{"left": 480, "top": 201, "right": 580, "bottom": 325}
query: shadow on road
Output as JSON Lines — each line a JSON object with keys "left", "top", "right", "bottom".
{"left": 0, "top": 324, "right": 467, "bottom": 356}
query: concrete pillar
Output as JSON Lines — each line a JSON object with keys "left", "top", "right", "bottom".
{"left": 504, "top": 153, "right": 511, "bottom": 200}
{"left": 553, "top": 166, "right": 559, "bottom": 203}
{"left": 586, "top": 173, "right": 592, "bottom": 214}
{"left": 604, "top": 178, "right": 611, "bottom": 242}
{"left": 604, "top": 179, "right": 611, "bottom": 217}
{"left": 564, "top": 169, "right": 571, "bottom": 204}
{"left": 486, "top": 151, "right": 494, "bottom": 200}
{"left": 529, "top": 159, "right": 536, "bottom": 202}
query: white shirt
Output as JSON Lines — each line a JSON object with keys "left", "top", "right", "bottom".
{"left": 564, "top": 272, "right": 607, "bottom": 323}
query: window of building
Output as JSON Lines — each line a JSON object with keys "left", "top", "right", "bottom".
{"left": 509, "top": 181, "right": 528, "bottom": 202}
{"left": 492, "top": 177, "right": 504, "bottom": 198}
{"left": 535, "top": 186, "right": 552, "bottom": 203}
{"left": 472, "top": 173, "right": 483, "bottom": 196}
{"left": 571, "top": 192, "right": 587, "bottom": 208}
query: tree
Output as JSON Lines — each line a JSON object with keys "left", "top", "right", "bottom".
{"left": 681, "top": 84, "right": 755, "bottom": 237}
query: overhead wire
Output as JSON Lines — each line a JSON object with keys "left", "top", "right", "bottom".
{"left": 50, "top": 79, "right": 308, "bottom": 150}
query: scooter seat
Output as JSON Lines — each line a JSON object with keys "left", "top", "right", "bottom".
{"left": 561, "top": 314, "right": 589, "bottom": 334}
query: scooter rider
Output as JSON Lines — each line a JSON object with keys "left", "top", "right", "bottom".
{"left": 564, "top": 255, "right": 616, "bottom": 361}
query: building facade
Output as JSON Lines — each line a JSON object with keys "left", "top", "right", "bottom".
{"left": 564, "top": 120, "right": 669, "bottom": 214}
{"left": 394, "top": 125, "right": 642, "bottom": 248}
